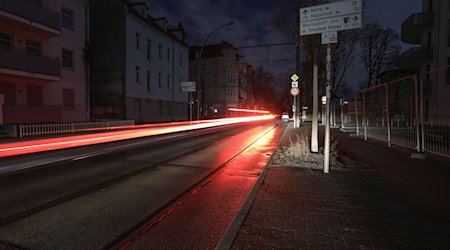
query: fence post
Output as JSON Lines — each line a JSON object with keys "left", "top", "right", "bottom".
{"left": 414, "top": 76, "right": 420, "bottom": 152}
{"left": 362, "top": 91, "right": 367, "bottom": 141}
{"left": 355, "top": 93, "right": 359, "bottom": 136}
{"left": 385, "top": 85, "right": 391, "bottom": 147}
{"left": 420, "top": 78, "right": 425, "bottom": 152}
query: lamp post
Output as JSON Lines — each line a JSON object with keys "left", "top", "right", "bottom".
{"left": 196, "top": 21, "right": 234, "bottom": 120}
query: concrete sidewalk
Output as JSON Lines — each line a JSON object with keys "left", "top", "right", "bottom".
{"left": 224, "top": 124, "right": 450, "bottom": 249}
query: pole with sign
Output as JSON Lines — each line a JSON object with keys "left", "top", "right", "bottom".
{"left": 290, "top": 74, "right": 300, "bottom": 127}
{"left": 181, "top": 81, "right": 196, "bottom": 123}
{"left": 299, "top": 0, "right": 362, "bottom": 173}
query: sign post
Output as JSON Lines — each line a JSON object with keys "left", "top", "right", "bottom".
{"left": 299, "top": 0, "right": 362, "bottom": 173}
{"left": 181, "top": 81, "right": 196, "bottom": 123}
{"left": 290, "top": 74, "right": 300, "bottom": 127}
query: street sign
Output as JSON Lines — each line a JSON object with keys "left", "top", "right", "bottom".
{"left": 300, "top": 13, "right": 361, "bottom": 36}
{"left": 300, "top": 0, "right": 362, "bottom": 22}
{"left": 181, "top": 81, "right": 196, "bottom": 92}
{"left": 290, "top": 74, "right": 299, "bottom": 81}
{"left": 290, "top": 87, "right": 300, "bottom": 96}
{"left": 291, "top": 81, "right": 298, "bottom": 88}
{"left": 322, "top": 31, "right": 337, "bottom": 44}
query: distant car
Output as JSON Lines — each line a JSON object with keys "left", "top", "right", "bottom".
{"left": 281, "top": 112, "right": 289, "bottom": 122}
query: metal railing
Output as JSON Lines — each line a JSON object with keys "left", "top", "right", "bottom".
{"left": 337, "top": 65, "right": 450, "bottom": 158}
{"left": 18, "top": 120, "right": 135, "bottom": 138}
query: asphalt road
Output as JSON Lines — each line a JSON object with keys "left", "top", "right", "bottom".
{"left": 0, "top": 121, "right": 286, "bottom": 249}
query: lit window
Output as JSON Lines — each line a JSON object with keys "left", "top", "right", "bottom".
{"left": 61, "top": 7, "right": 74, "bottom": 29}
{"left": 62, "top": 49, "right": 74, "bottom": 68}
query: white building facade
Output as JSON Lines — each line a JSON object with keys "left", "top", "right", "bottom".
{"left": 0, "top": 0, "right": 88, "bottom": 124}
{"left": 189, "top": 42, "right": 250, "bottom": 118}
{"left": 400, "top": 0, "right": 450, "bottom": 120}
{"left": 90, "top": 0, "right": 189, "bottom": 123}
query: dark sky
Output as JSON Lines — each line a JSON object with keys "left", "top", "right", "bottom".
{"left": 143, "top": 0, "right": 421, "bottom": 85}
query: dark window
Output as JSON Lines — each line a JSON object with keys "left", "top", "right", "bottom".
{"left": 167, "top": 48, "right": 171, "bottom": 62}
{"left": 136, "top": 33, "right": 140, "bottom": 49}
{"left": 448, "top": 20, "right": 450, "bottom": 46}
{"left": 158, "top": 44, "right": 162, "bottom": 58}
{"left": 167, "top": 75, "right": 170, "bottom": 89}
{"left": 61, "top": 7, "right": 74, "bottom": 29}
{"left": 27, "top": 85, "right": 43, "bottom": 106}
{"left": 179, "top": 54, "right": 183, "bottom": 67}
{"left": 147, "top": 39, "right": 151, "bottom": 60}
{"left": 62, "top": 49, "right": 74, "bottom": 68}
{"left": 428, "top": 0, "right": 432, "bottom": 11}
{"left": 147, "top": 70, "right": 151, "bottom": 92}
{"left": 26, "top": 40, "right": 41, "bottom": 56}
{"left": 136, "top": 66, "right": 140, "bottom": 83}
{"left": 63, "top": 88, "right": 75, "bottom": 107}
{"left": 0, "top": 32, "right": 12, "bottom": 49}
{"left": 447, "top": 58, "right": 450, "bottom": 85}
{"left": 158, "top": 73, "right": 162, "bottom": 87}
{"left": 427, "top": 32, "right": 432, "bottom": 47}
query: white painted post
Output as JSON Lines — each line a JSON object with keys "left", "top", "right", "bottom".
{"left": 324, "top": 44, "right": 331, "bottom": 174}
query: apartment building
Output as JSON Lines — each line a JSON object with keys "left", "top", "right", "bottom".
{"left": 189, "top": 41, "right": 250, "bottom": 118}
{"left": 0, "top": 0, "right": 88, "bottom": 124}
{"left": 400, "top": 0, "right": 450, "bottom": 120}
{"left": 89, "top": 0, "right": 189, "bottom": 123}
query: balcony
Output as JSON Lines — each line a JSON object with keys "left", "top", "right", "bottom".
{"left": 3, "top": 104, "right": 62, "bottom": 124}
{"left": 399, "top": 46, "right": 433, "bottom": 72}
{"left": 0, "top": 0, "right": 60, "bottom": 36}
{"left": 401, "top": 12, "right": 434, "bottom": 44}
{"left": 0, "top": 47, "right": 61, "bottom": 81}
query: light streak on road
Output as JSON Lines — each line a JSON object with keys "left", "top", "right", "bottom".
{"left": 0, "top": 116, "right": 275, "bottom": 158}
{"left": 227, "top": 108, "right": 270, "bottom": 114}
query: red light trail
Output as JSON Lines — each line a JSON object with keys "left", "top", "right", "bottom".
{"left": 228, "top": 108, "right": 270, "bottom": 114}
{"left": 0, "top": 116, "right": 275, "bottom": 158}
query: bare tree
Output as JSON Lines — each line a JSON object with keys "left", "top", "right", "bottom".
{"left": 360, "top": 23, "right": 401, "bottom": 88}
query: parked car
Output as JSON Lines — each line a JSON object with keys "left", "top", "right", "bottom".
{"left": 281, "top": 112, "right": 289, "bottom": 122}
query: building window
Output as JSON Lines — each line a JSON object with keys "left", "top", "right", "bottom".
{"left": 147, "top": 70, "right": 151, "bottom": 92}
{"left": 0, "top": 32, "right": 12, "bottom": 49}
{"left": 158, "top": 100, "right": 163, "bottom": 115}
{"left": 62, "top": 49, "right": 74, "bottom": 69}
{"left": 179, "top": 54, "right": 183, "bottom": 67}
{"left": 147, "top": 39, "right": 152, "bottom": 60}
{"left": 63, "top": 88, "right": 75, "bottom": 108}
{"left": 448, "top": 20, "right": 450, "bottom": 46}
{"left": 26, "top": 40, "right": 41, "bottom": 56}
{"left": 447, "top": 58, "right": 450, "bottom": 85}
{"left": 158, "top": 73, "right": 162, "bottom": 87}
{"left": 136, "top": 32, "right": 140, "bottom": 49}
{"left": 167, "top": 75, "right": 170, "bottom": 89}
{"left": 158, "top": 44, "right": 162, "bottom": 58}
{"left": 30, "top": 0, "right": 41, "bottom": 6}
{"left": 27, "top": 85, "right": 43, "bottom": 106}
{"left": 136, "top": 66, "right": 140, "bottom": 83}
{"left": 167, "top": 48, "right": 171, "bottom": 62}
{"left": 61, "top": 7, "right": 74, "bottom": 29}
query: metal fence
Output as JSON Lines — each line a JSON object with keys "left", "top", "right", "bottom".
{"left": 336, "top": 65, "right": 450, "bottom": 158}
{"left": 18, "top": 120, "right": 135, "bottom": 138}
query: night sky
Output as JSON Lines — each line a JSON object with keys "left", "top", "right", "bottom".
{"left": 144, "top": 0, "right": 422, "bottom": 86}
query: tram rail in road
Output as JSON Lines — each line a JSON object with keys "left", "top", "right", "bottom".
{"left": 0, "top": 121, "right": 285, "bottom": 249}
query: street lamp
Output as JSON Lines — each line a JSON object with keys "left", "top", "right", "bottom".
{"left": 196, "top": 21, "right": 234, "bottom": 120}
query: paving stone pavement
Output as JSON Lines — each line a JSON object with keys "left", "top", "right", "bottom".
{"left": 227, "top": 125, "right": 450, "bottom": 250}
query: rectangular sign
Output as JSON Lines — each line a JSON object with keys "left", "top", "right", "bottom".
{"left": 300, "top": 0, "right": 362, "bottom": 22}
{"left": 180, "top": 81, "right": 196, "bottom": 92}
{"left": 300, "top": 13, "right": 361, "bottom": 36}
{"left": 321, "top": 31, "right": 338, "bottom": 44}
